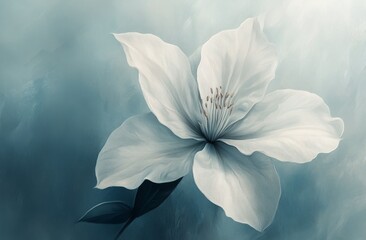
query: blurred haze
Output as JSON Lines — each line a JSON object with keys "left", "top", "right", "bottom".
{"left": 1, "top": 0, "right": 366, "bottom": 239}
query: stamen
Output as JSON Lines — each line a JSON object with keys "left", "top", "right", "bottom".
{"left": 200, "top": 87, "right": 235, "bottom": 141}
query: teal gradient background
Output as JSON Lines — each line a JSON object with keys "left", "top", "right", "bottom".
{"left": 1, "top": 0, "right": 365, "bottom": 239}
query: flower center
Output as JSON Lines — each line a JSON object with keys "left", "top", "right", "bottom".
{"left": 200, "top": 86, "right": 234, "bottom": 142}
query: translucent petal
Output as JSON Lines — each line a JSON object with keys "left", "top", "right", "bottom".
{"left": 96, "top": 113, "right": 203, "bottom": 189}
{"left": 221, "top": 90, "right": 344, "bottom": 163}
{"left": 193, "top": 142, "right": 280, "bottom": 231}
{"left": 197, "top": 18, "right": 278, "bottom": 129}
{"left": 114, "top": 33, "right": 202, "bottom": 140}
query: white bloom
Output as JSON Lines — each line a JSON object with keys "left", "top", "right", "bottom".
{"left": 95, "top": 18, "right": 344, "bottom": 231}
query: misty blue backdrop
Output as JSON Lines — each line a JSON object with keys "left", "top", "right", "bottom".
{"left": 1, "top": 0, "right": 366, "bottom": 239}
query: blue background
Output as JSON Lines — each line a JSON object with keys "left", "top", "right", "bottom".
{"left": 1, "top": 0, "right": 366, "bottom": 239}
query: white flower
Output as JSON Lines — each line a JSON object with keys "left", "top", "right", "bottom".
{"left": 95, "top": 18, "right": 344, "bottom": 231}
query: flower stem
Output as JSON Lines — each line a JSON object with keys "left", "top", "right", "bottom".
{"left": 114, "top": 217, "right": 134, "bottom": 240}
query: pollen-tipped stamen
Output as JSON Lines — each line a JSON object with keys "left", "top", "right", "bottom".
{"left": 200, "top": 86, "right": 235, "bottom": 141}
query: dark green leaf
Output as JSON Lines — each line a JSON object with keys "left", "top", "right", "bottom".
{"left": 132, "top": 178, "right": 182, "bottom": 218}
{"left": 79, "top": 178, "right": 183, "bottom": 240}
{"left": 79, "top": 201, "right": 132, "bottom": 224}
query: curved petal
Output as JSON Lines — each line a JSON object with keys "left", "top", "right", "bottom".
{"left": 96, "top": 113, "right": 203, "bottom": 189}
{"left": 197, "top": 18, "right": 278, "bottom": 125}
{"left": 114, "top": 33, "right": 202, "bottom": 140}
{"left": 221, "top": 90, "right": 344, "bottom": 163}
{"left": 193, "top": 142, "right": 280, "bottom": 231}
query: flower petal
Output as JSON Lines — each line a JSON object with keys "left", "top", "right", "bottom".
{"left": 114, "top": 33, "right": 202, "bottom": 140}
{"left": 193, "top": 142, "right": 280, "bottom": 231}
{"left": 197, "top": 18, "right": 278, "bottom": 124}
{"left": 96, "top": 113, "right": 203, "bottom": 189}
{"left": 221, "top": 90, "right": 344, "bottom": 163}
